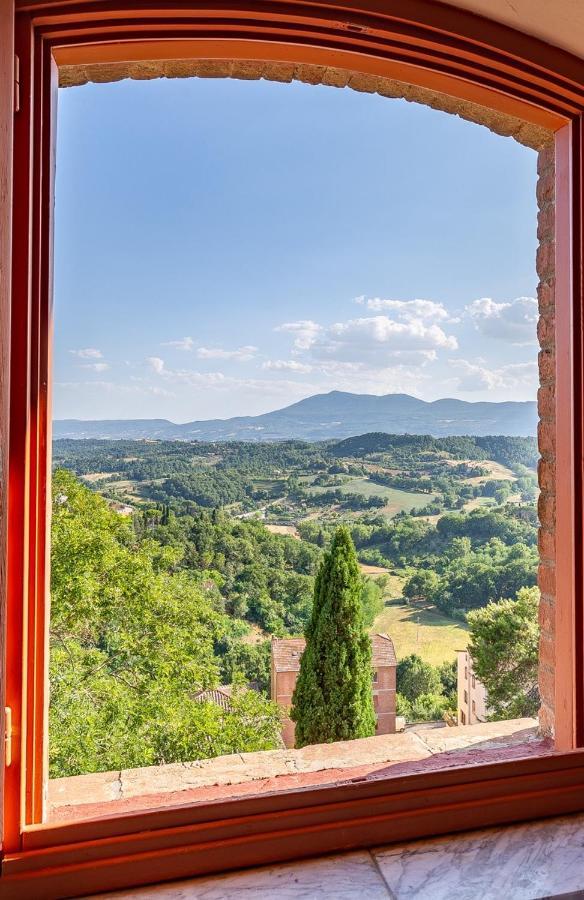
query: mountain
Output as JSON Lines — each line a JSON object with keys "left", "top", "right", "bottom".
{"left": 53, "top": 391, "right": 538, "bottom": 441}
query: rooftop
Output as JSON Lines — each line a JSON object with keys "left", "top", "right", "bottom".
{"left": 193, "top": 686, "right": 233, "bottom": 710}
{"left": 272, "top": 633, "right": 397, "bottom": 673}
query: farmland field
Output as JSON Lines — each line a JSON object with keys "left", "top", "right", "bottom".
{"left": 379, "top": 487, "right": 437, "bottom": 517}
{"left": 373, "top": 600, "right": 469, "bottom": 666}
{"left": 305, "top": 475, "right": 436, "bottom": 516}
{"left": 265, "top": 524, "right": 300, "bottom": 538}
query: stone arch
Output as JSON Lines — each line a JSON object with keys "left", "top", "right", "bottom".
{"left": 59, "top": 58, "right": 551, "bottom": 150}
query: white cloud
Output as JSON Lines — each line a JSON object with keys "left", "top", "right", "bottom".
{"left": 56, "top": 380, "right": 175, "bottom": 398}
{"left": 196, "top": 345, "right": 257, "bottom": 362}
{"left": 141, "top": 359, "right": 320, "bottom": 402}
{"left": 331, "top": 315, "right": 456, "bottom": 347}
{"left": 69, "top": 348, "right": 103, "bottom": 359}
{"left": 147, "top": 356, "right": 166, "bottom": 374}
{"left": 276, "top": 313, "right": 457, "bottom": 368}
{"left": 355, "top": 296, "right": 454, "bottom": 322}
{"left": 159, "top": 339, "right": 257, "bottom": 361}
{"left": 161, "top": 336, "right": 195, "bottom": 351}
{"left": 102, "top": 356, "right": 427, "bottom": 403}
{"left": 80, "top": 362, "right": 110, "bottom": 372}
{"left": 324, "top": 315, "right": 457, "bottom": 362}
{"left": 465, "top": 296, "right": 537, "bottom": 343}
{"left": 262, "top": 359, "right": 313, "bottom": 373}
{"left": 449, "top": 358, "right": 538, "bottom": 392}
{"left": 148, "top": 360, "right": 234, "bottom": 389}
{"left": 314, "top": 360, "right": 431, "bottom": 396}
{"left": 162, "top": 369, "right": 229, "bottom": 388}
{"left": 275, "top": 320, "right": 322, "bottom": 351}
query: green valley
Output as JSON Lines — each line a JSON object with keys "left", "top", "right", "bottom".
{"left": 50, "top": 431, "right": 539, "bottom": 775}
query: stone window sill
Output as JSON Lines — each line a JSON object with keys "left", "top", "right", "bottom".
{"left": 48, "top": 718, "right": 545, "bottom": 824}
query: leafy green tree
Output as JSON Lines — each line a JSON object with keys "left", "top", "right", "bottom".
{"left": 396, "top": 693, "right": 412, "bottom": 719}
{"left": 150, "top": 680, "right": 282, "bottom": 764}
{"left": 397, "top": 654, "right": 442, "bottom": 703}
{"left": 515, "top": 473, "right": 538, "bottom": 502}
{"left": 481, "top": 479, "right": 511, "bottom": 499}
{"left": 360, "top": 578, "right": 384, "bottom": 626}
{"left": 494, "top": 485, "right": 512, "bottom": 505}
{"left": 411, "top": 693, "right": 452, "bottom": 722}
{"left": 50, "top": 470, "right": 282, "bottom": 777}
{"left": 290, "top": 526, "right": 376, "bottom": 747}
{"left": 445, "top": 536, "right": 472, "bottom": 562}
{"left": 402, "top": 570, "right": 439, "bottom": 602}
{"left": 467, "top": 586, "right": 540, "bottom": 720}
{"left": 220, "top": 639, "right": 271, "bottom": 693}
{"left": 434, "top": 539, "right": 537, "bottom": 615}
{"left": 438, "top": 659, "right": 457, "bottom": 699}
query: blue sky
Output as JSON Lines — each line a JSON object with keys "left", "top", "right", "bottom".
{"left": 54, "top": 77, "right": 538, "bottom": 422}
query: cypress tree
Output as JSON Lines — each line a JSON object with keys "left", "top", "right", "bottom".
{"left": 290, "top": 525, "right": 376, "bottom": 747}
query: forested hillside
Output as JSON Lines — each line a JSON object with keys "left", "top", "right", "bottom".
{"left": 143, "top": 508, "right": 321, "bottom": 635}
{"left": 53, "top": 433, "right": 537, "bottom": 519}
{"left": 50, "top": 432, "right": 540, "bottom": 774}
{"left": 50, "top": 470, "right": 283, "bottom": 777}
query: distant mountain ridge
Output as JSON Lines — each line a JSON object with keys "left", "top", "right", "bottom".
{"left": 53, "top": 391, "right": 538, "bottom": 441}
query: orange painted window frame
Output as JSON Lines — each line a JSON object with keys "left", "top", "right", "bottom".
{"left": 1, "top": 1, "right": 584, "bottom": 897}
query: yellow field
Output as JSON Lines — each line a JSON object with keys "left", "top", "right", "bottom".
{"left": 265, "top": 524, "right": 300, "bottom": 538}
{"left": 373, "top": 600, "right": 469, "bottom": 666}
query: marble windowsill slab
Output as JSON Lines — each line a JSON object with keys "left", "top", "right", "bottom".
{"left": 373, "top": 812, "right": 584, "bottom": 899}
{"left": 86, "top": 810, "right": 584, "bottom": 899}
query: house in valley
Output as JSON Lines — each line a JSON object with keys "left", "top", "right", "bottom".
{"left": 271, "top": 633, "right": 397, "bottom": 748}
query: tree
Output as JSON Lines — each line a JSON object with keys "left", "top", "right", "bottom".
{"left": 433, "top": 539, "right": 537, "bottom": 615}
{"left": 397, "top": 654, "right": 442, "bottom": 703}
{"left": 220, "top": 639, "right": 271, "bottom": 693}
{"left": 438, "top": 659, "right": 457, "bottom": 699}
{"left": 467, "top": 586, "right": 540, "bottom": 720}
{"left": 445, "top": 536, "right": 471, "bottom": 562}
{"left": 290, "top": 526, "right": 376, "bottom": 747}
{"left": 494, "top": 484, "right": 512, "bottom": 505}
{"left": 396, "top": 693, "right": 412, "bottom": 719}
{"left": 402, "top": 570, "right": 439, "bottom": 602}
{"left": 360, "top": 578, "right": 384, "bottom": 626}
{"left": 49, "top": 470, "right": 283, "bottom": 777}
{"left": 411, "top": 693, "right": 452, "bottom": 722}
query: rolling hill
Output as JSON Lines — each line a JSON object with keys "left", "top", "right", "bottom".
{"left": 53, "top": 391, "right": 538, "bottom": 441}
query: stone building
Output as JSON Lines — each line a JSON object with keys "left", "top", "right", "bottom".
{"left": 457, "top": 650, "right": 488, "bottom": 725}
{"left": 271, "top": 633, "right": 397, "bottom": 748}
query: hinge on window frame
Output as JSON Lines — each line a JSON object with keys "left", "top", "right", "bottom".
{"left": 5, "top": 706, "right": 13, "bottom": 766}
{"left": 14, "top": 54, "right": 20, "bottom": 114}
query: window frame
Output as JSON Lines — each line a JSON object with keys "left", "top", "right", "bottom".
{"left": 1, "top": 1, "right": 584, "bottom": 896}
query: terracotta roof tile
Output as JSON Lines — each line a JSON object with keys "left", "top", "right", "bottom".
{"left": 271, "top": 638, "right": 306, "bottom": 673}
{"left": 193, "top": 686, "right": 233, "bottom": 710}
{"left": 371, "top": 632, "right": 397, "bottom": 667}
{"left": 271, "top": 633, "right": 396, "bottom": 672}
